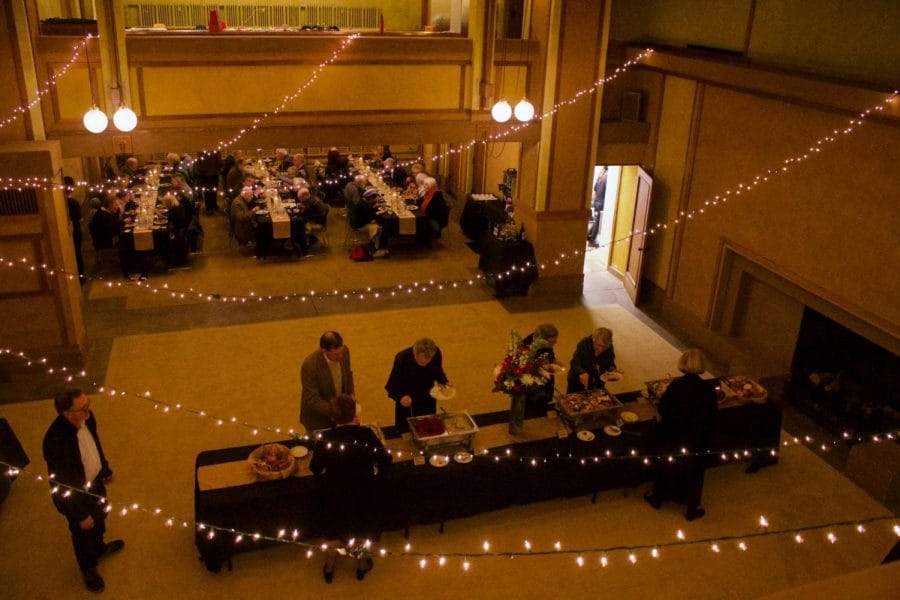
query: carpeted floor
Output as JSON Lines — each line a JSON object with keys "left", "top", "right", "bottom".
{"left": 1, "top": 209, "right": 896, "bottom": 598}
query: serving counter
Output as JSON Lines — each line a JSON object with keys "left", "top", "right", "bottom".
{"left": 194, "top": 390, "right": 780, "bottom": 571}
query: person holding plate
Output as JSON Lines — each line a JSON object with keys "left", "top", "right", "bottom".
{"left": 385, "top": 338, "right": 450, "bottom": 432}
{"left": 567, "top": 327, "right": 617, "bottom": 393}
{"left": 522, "top": 323, "right": 562, "bottom": 418}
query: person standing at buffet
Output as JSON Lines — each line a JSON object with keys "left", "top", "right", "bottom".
{"left": 43, "top": 390, "right": 125, "bottom": 593}
{"left": 522, "top": 323, "right": 562, "bottom": 417}
{"left": 644, "top": 348, "right": 718, "bottom": 521}
{"left": 566, "top": 327, "right": 617, "bottom": 393}
{"left": 310, "top": 394, "right": 391, "bottom": 583}
{"left": 385, "top": 338, "right": 450, "bottom": 432}
{"left": 300, "top": 331, "right": 355, "bottom": 433}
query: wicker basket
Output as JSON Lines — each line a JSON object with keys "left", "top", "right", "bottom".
{"left": 248, "top": 443, "right": 296, "bottom": 480}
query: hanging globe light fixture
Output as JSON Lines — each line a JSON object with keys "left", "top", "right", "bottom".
{"left": 82, "top": 106, "right": 108, "bottom": 133}
{"left": 112, "top": 106, "right": 138, "bottom": 132}
{"left": 491, "top": 99, "right": 512, "bottom": 123}
{"left": 514, "top": 99, "right": 535, "bottom": 122}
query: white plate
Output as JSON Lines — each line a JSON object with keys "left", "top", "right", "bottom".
{"left": 603, "top": 425, "right": 622, "bottom": 437}
{"left": 290, "top": 446, "right": 309, "bottom": 458}
{"left": 453, "top": 452, "right": 473, "bottom": 464}
{"left": 601, "top": 371, "right": 623, "bottom": 382}
{"left": 576, "top": 430, "right": 595, "bottom": 442}
{"left": 257, "top": 210, "right": 269, "bottom": 215}
{"left": 429, "top": 455, "right": 449, "bottom": 468}
{"left": 620, "top": 411, "right": 639, "bottom": 424}
{"left": 430, "top": 384, "right": 456, "bottom": 401}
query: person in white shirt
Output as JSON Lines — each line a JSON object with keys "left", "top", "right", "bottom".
{"left": 43, "top": 390, "right": 124, "bottom": 593}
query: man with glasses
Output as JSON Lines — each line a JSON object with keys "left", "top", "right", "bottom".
{"left": 43, "top": 390, "right": 124, "bottom": 593}
{"left": 300, "top": 331, "right": 356, "bottom": 433}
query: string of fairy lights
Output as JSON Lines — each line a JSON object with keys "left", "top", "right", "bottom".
{"left": 0, "top": 48, "right": 654, "bottom": 196}
{"left": 1, "top": 89, "right": 893, "bottom": 307}
{"left": 2, "top": 347, "right": 897, "bottom": 464}
{"left": 0, "top": 35, "right": 92, "bottom": 130}
{"left": 2, "top": 459, "right": 898, "bottom": 568}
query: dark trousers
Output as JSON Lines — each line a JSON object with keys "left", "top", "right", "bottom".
{"left": 197, "top": 175, "right": 220, "bottom": 213}
{"left": 650, "top": 457, "right": 706, "bottom": 508}
{"left": 64, "top": 479, "right": 107, "bottom": 572}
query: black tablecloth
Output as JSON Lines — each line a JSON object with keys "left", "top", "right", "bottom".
{"left": 254, "top": 213, "right": 307, "bottom": 258}
{"left": 459, "top": 194, "right": 507, "bottom": 250}
{"left": 118, "top": 228, "right": 170, "bottom": 276}
{"left": 477, "top": 235, "right": 538, "bottom": 296}
{"left": 194, "top": 393, "right": 780, "bottom": 571}
{"left": 377, "top": 212, "right": 431, "bottom": 246}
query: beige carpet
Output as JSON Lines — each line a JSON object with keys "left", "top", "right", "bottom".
{"left": 1, "top": 301, "right": 895, "bottom": 598}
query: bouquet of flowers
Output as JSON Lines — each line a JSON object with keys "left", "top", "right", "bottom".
{"left": 493, "top": 331, "right": 553, "bottom": 433}
{"left": 492, "top": 331, "right": 552, "bottom": 395}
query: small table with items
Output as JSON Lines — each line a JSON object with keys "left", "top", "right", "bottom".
{"left": 477, "top": 233, "right": 538, "bottom": 297}
{"left": 460, "top": 193, "right": 508, "bottom": 251}
{"left": 193, "top": 388, "right": 780, "bottom": 572}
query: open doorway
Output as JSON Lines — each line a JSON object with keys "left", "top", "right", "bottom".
{"left": 585, "top": 164, "right": 619, "bottom": 268}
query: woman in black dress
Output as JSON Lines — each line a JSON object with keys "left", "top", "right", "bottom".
{"left": 644, "top": 348, "right": 718, "bottom": 521}
{"left": 310, "top": 395, "right": 391, "bottom": 583}
{"left": 385, "top": 338, "right": 450, "bottom": 432}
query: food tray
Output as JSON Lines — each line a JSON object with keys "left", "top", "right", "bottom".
{"left": 408, "top": 412, "right": 478, "bottom": 451}
{"left": 556, "top": 390, "right": 623, "bottom": 428}
{"left": 720, "top": 375, "right": 768, "bottom": 405}
{"left": 248, "top": 443, "right": 296, "bottom": 480}
{"left": 645, "top": 377, "right": 675, "bottom": 399}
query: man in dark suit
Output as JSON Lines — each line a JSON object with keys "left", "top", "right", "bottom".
{"left": 587, "top": 166, "right": 607, "bottom": 248}
{"left": 300, "top": 331, "right": 356, "bottom": 432}
{"left": 43, "top": 390, "right": 124, "bottom": 593}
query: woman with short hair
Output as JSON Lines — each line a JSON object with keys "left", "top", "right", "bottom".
{"left": 644, "top": 348, "right": 718, "bottom": 521}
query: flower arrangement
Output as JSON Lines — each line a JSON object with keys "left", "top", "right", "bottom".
{"left": 493, "top": 331, "right": 552, "bottom": 396}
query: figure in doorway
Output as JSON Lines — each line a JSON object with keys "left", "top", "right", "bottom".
{"left": 587, "top": 166, "right": 607, "bottom": 248}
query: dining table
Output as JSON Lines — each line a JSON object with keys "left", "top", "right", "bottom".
{"left": 459, "top": 193, "right": 508, "bottom": 250}
{"left": 193, "top": 388, "right": 781, "bottom": 572}
{"left": 253, "top": 202, "right": 308, "bottom": 258}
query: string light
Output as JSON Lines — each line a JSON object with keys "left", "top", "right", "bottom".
{"left": 6, "top": 460, "right": 896, "bottom": 569}
{"left": 0, "top": 35, "right": 91, "bottom": 130}
{"left": 4, "top": 83, "right": 892, "bottom": 313}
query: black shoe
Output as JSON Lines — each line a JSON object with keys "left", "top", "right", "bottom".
{"left": 356, "top": 558, "right": 373, "bottom": 581}
{"left": 102, "top": 539, "right": 125, "bottom": 558}
{"left": 323, "top": 564, "right": 334, "bottom": 584}
{"left": 587, "top": 241, "right": 599, "bottom": 248}
{"left": 685, "top": 507, "right": 706, "bottom": 521}
{"left": 83, "top": 568, "right": 105, "bottom": 593}
{"left": 644, "top": 493, "right": 662, "bottom": 510}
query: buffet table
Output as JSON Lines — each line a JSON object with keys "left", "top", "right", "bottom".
{"left": 194, "top": 391, "right": 780, "bottom": 571}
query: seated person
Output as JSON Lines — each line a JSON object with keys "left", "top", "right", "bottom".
{"left": 297, "top": 187, "right": 329, "bottom": 226}
{"left": 291, "top": 153, "right": 310, "bottom": 181}
{"left": 88, "top": 195, "right": 123, "bottom": 250}
{"left": 418, "top": 176, "right": 449, "bottom": 238}
{"left": 382, "top": 157, "right": 407, "bottom": 188}
{"left": 161, "top": 193, "right": 189, "bottom": 267}
{"left": 116, "top": 190, "right": 137, "bottom": 213}
{"left": 230, "top": 186, "right": 260, "bottom": 246}
{"left": 345, "top": 174, "right": 381, "bottom": 247}
{"left": 567, "top": 327, "right": 616, "bottom": 393}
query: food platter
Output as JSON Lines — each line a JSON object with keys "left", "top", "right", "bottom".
{"left": 248, "top": 443, "right": 295, "bottom": 480}
{"left": 645, "top": 377, "right": 675, "bottom": 399}
{"left": 720, "top": 375, "right": 768, "bottom": 404}
{"left": 556, "top": 390, "right": 622, "bottom": 428}
{"left": 408, "top": 412, "right": 478, "bottom": 451}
